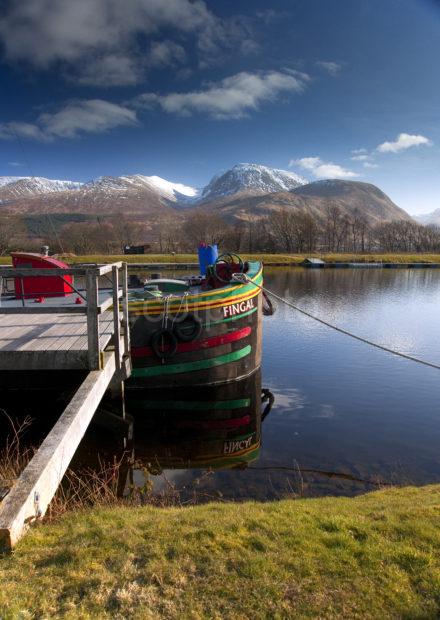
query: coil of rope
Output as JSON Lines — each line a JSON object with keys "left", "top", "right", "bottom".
{"left": 232, "top": 272, "right": 440, "bottom": 372}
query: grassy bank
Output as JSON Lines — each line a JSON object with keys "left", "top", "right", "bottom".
{"left": 3, "top": 252, "right": 440, "bottom": 266}
{"left": 1, "top": 485, "right": 440, "bottom": 618}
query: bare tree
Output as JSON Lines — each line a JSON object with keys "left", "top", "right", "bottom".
{"left": 0, "top": 216, "right": 26, "bottom": 255}
{"left": 181, "top": 212, "right": 231, "bottom": 249}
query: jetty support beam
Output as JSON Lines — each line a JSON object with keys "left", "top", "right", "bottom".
{"left": 0, "top": 354, "right": 116, "bottom": 551}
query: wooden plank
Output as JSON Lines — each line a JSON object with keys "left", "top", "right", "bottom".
{"left": 0, "top": 349, "right": 89, "bottom": 370}
{"left": 86, "top": 269, "right": 100, "bottom": 369}
{"left": 0, "top": 354, "right": 116, "bottom": 550}
{"left": 112, "top": 266, "right": 121, "bottom": 372}
{"left": 99, "top": 288, "right": 122, "bottom": 313}
{"left": 97, "top": 262, "right": 123, "bottom": 276}
{"left": 0, "top": 268, "right": 87, "bottom": 277}
{"left": 121, "top": 264, "right": 130, "bottom": 359}
{"left": 0, "top": 306, "right": 86, "bottom": 314}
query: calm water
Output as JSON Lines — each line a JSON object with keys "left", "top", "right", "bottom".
{"left": 123, "top": 267, "right": 440, "bottom": 500}
{"left": 4, "top": 267, "right": 440, "bottom": 500}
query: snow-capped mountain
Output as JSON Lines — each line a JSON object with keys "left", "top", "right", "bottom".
{"left": 0, "top": 176, "right": 83, "bottom": 198}
{"left": 0, "top": 176, "right": 26, "bottom": 187}
{"left": 82, "top": 174, "right": 199, "bottom": 203}
{"left": 413, "top": 209, "right": 440, "bottom": 226}
{"left": 201, "top": 163, "right": 307, "bottom": 200}
{"left": 0, "top": 167, "right": 412, "bottom": 226}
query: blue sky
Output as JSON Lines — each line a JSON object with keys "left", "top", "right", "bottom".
{"left": 0, "top": 0, "right": 439, "bottom": 214}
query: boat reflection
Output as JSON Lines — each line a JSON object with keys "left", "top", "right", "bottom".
{"left": 126, "top": 370, "right": 273, "bottom": 474}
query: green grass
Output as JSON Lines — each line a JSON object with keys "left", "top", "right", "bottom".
{"left": 3, "top": 252, "right": 440, "bottom": 266}
{"left": 1, "top": 485, "right": 440, "bottom": 618}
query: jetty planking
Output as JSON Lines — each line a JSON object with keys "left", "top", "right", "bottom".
{"left": 0, "top": 262, "right": 132, "bottom": 550}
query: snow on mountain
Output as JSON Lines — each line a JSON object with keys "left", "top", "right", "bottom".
{"left": 0, "top": 176, "right": 26, "bottom": 187}
{"left": 0, "top": 176, "right": 83, "bottom": 197}
{"left": 82, "top": 174, "right": 199, "bottom": 203}
{"left": 139, "top": 175, "right": 199, "bottom": 202}
{"left": 413, "top": 209, "right": 440, "bottom": 226}
{"left": 201, "top": 163, "right": 307, "bottom": 200}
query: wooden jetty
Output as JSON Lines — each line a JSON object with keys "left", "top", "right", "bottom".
{"left": 0, "top": 262, "right": 131, "bottom": 550}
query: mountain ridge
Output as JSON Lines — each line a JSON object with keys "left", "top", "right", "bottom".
{"left": 0, "top": 165, "right": 413, "bottom": 226}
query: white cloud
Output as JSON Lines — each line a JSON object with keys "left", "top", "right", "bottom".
{"left": 0, "top": 122, "right": 47, "bottom": 141}
{"left": 290, "top": 156, "right": 358, "bottom": 179}
{"left": 8, "top": 161, "right": 23, "bottom": 167}
{"left": 0, "top": 100, "right": 138, "bottom": 141}
{"left": 0, "top": 0, "right": 256, "bottom": 86}
{"left": 136, "top": 70, "right": 309, "bottom": 119}
{"left": 148, "top": 41, "right": 186, "bottom": 68}
{"left": 350, "top": 148, "right": 377, "bottom": 166}
{"left": 351, "top": 154, "right": 370, "bottom": 161}
{"left": 377, "top": 133, "right": 433, "bottom": 153}
{"left": 76, "top": 55, "right": 143, "bottom": 87}
{"left": 316, "top": 61, "right": 342, "bottom": 75}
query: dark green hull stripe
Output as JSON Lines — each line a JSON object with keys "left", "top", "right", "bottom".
{"left": 132, "top": 345, "right": 252, "bottom": 378}
{"left": 205, "top": 306, "right": 258, "bottom": 327}
{"left": 129, "top": 398, "right": 251, "bottom": 410}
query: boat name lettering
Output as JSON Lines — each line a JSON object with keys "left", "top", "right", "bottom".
{"left": 224, "top": 434, "right": 254, "bottom": 455}
{"left": 223, "top": 298, "right": 255, "bottom": 318}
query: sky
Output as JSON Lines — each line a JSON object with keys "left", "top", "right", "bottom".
{"left": 0, "top": 0, "right": 439, "bottom": 215}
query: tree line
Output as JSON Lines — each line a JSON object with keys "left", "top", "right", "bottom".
{"left": 159, "top": 208, "right": 440, "bottom": 255}
{"left": 1, "top": 207, "right": 439, "bottom": 255}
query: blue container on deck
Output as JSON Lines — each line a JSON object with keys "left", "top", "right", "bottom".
{"left": 198, "top": 244, "right": 218, "bottom": 275}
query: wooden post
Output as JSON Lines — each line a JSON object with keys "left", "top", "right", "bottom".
{"left": 112, "top": 265, "right": 121, "bottom": 373}
{"left": 0, "top": 355, "right": 116, "bottom": 550}
{"left": 121, "top": 263, "right": 130, "bottom": 359}
{"left": 86, "top": 268, "right": 100, "bottom": 370}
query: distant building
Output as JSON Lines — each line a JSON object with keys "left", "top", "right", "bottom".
{"left": 301, "top": 257, "right": 325, "bottom": 267}
{"left": 123, "top": 244, "right": 151, "bottom": 255}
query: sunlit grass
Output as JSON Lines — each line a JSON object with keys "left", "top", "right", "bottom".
{"left": 2, "top": 253, "right": 440, "bottom": 266}
{"left": 1, "top": 485, "right": 440, "bottom": 618}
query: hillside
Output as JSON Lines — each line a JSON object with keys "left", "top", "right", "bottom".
{"left": 197, "top": 180, "right": 413, "bottom": 224}
{"left": 0, "top": 169, "right": 413, "bottom": 227}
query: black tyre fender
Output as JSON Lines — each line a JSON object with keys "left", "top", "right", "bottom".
{"left": 150, "top": 328, "right": 178, "bottom": 360}
{"left": 173, "top": 313, "right": 203, "bottom": 342}
{"left": 262, "top": 291, "right": 276, "bottom": 316}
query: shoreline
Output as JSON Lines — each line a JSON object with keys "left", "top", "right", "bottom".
{"left": 3, "top": 252, "right": 440, "bottom": 267}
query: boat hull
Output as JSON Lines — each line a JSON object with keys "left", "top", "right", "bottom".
{"left": 127, "top": 264, "right": 263, "bottom": 388}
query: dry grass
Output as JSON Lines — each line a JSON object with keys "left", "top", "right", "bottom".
{"left": 0, "top": 411, "right": 35, "bottom": 501}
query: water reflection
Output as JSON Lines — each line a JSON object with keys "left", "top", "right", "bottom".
{"left": 125, "top": 371, "right": 273, "bottom": 497}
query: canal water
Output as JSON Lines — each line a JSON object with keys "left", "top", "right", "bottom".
{"left": 3, "top": 267, "right": 440, "bottom": 501}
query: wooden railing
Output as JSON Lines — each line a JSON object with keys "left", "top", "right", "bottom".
{"left": 0, "top": 262, "right": 130, "bottom": 372}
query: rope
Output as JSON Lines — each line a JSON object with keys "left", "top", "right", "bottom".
{"left": 232, "top": 273, "right": 440, "bottom": 372}
{"left": 171, "top": 292, "right": 189, "bottom": 326}
{"left": 10, "top": 125, "right": 66, "bottom": 254}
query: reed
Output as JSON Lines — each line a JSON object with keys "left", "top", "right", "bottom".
{"left": 0, "top": 411, "right": 35, "bottom": 501}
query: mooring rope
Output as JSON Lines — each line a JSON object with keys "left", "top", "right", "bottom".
{"left": 232, "top": 273, "right": 440, "bottom": 371}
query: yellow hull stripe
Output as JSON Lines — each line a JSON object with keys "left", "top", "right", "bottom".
{"left": 129, "top": 284, "right": 261, "bottom": 316}
{"left": 128, "top": 265, "right": 263, "bottom": 308}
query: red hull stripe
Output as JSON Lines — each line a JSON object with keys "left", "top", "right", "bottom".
{"left": 132, "top": 326, "right": 252, "bottom": 358}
